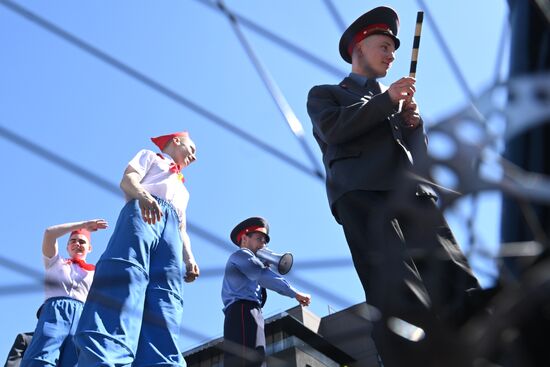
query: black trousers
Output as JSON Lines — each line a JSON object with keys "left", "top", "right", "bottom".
{"left": 223, "top": 301, "right": 265, "bottom": 367}
{"left": 334, "top": 190, "right": 480, "bottom": 367}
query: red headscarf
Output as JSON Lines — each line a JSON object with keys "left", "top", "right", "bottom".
{"left": 68, "top": 229, "right": 94, "bottom": 270}
{"left": 150, "top": 131, "right": 190, "bottom": 151}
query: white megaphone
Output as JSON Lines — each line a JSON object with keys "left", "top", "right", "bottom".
{"left": 256, "top": 247, "right": 293, "bottom": 275}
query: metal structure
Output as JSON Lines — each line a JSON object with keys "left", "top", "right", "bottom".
{"left": 0, "top": 0, "right": 549, "bottom": 365}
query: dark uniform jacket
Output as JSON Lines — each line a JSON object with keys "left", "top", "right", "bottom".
{"left": 4, "top": 332, "right": 33, "bottom": 367}
{"left": 307, "top": 75, "right": 430, "bottom": 221}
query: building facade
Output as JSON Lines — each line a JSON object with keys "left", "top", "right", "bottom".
{"left": 183, "top": 303, "right": 379, "bottom": 367}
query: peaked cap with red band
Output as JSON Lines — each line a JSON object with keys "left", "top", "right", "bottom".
{"left": 150, "top": 131, "right": 190, "bottom": 151}
{"left": 230, "top": 217, "right": 270, "bottom": 246}
{"left": 339, "top": 6, "right": 400, "bottom": 64}
{"left": 70, "top": 228, "right": 91, "bottom": 243}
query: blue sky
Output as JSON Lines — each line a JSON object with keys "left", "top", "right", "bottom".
{"left": 0, "top": 0, "right": 508, "bottom": 356}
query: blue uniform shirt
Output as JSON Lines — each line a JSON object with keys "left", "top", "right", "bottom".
{"left": 221, "top": 248, "right": 297, "bottom": 311}
{"left": 349, "top": 72, "right": 369, "bottom": 86}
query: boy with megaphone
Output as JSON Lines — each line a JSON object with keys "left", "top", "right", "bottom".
{"left": 221, "top": 216, "right": 311, "bottom": 367}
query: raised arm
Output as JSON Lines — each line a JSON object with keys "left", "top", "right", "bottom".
{"left": 42, "top": 219, "right": 108, "bottom": 258}
{"left": 231, "top": 250, "right": 311, "bottom": 305}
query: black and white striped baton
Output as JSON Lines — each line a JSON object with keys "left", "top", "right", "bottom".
{"left": 398, "top": 11, "right": 424, "bottom": 113}
{"left": 409, "top": 11, "right": 424, "bottom": 78}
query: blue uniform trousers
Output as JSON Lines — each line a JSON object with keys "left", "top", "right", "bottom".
{"left": 75, "top": 198, "right": 186, "bottom": 367}
{"left": 21, "top": 297, "right": 83, "bottom": 367}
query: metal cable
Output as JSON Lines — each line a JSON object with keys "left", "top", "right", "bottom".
{"left": 193, "top": 0, "right": 345, "bottom": 78}
{"left": 321, "top": 0, "right": 346, "bottom": 32}
{"left": 0, "top": 0, "right": 321, "bottom": 181}
{"left": 0, "top": 125, "right": 355, "bottom": 308}
{"left": 216, "top": 0, "right": 324, "bottom": 179}
{"left": 415, "top": 0, "right": 486, "bottom": 123}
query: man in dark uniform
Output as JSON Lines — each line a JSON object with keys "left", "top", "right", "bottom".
{"left": 4, "top": 307, "right": 42, "bottom": 367}
{"left": 306, "top": 6, "right": 480, "bottom": 367}
{"left": 222, "top": 217, "right": 311, "bottom": 367}
{"left": 4, "top": 333, "right": 33, "bottom": 367}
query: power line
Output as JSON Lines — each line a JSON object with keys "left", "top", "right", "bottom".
{"left": 0, "top": 257, "right": 355, "bottom": 295}
{"left": 414, "top": 0, "right": 496, "bottom": 260}
{"left": 0, "top": 255, "right": 43, "bottom": 281}
{"left": 493, "top": 12, "right": 510, "bottom": 83}
{"left": 414, "top": 0, "right": 479, "bottom": 106}
{"left": 322, "top": 0, "right": 347, "bottom": 32}
{"left": 193, "top": 0, "right": 345, "bottom": 78}
{"left": 0, "top": 124, "right": 233, "bottom": 254}
{"left": 0, "top": 124, "right": 355, "bottom": 309}
{"left": 216, "top": 0, "right": 324, "bottom": 179}
{"left": 0, "top": 125, "right": 121, "bottom": 196}
{"left": 0, "top": 0, "right": 321, "bottom": 181}
{"left": 0, "top": 0, "right": 356, "bottom": 314}
{"left": 0, "top": 1, "right": 514, "bottom": 361}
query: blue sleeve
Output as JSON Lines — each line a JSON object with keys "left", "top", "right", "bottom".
{"left": 231, "top": 249, "right": 297, "bottom": 299}
{"left": 230, "top": 249, "right": 267, "bottom": 281}
{"left": 258, "top": 268, "right": 298, "bottom": 299}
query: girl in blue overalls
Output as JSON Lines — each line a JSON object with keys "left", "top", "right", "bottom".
{"left": 21, "top": 219, "right": 108, "bottom": 367}
{"left": 75, "top": 132, "right": 199, "bottom": 366}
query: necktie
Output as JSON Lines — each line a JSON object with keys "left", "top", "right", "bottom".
{"left": 260, "top": 287, "right": 267, "bottom": 308}
{"left": 69, "top": 258, "right": 95, "bottom": 271}
{"left": 366, "top": 79, "right": 381, "bottom": 95}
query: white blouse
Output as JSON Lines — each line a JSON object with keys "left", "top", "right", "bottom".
{"left": 43, "top": 254, "right": 94, "bottom": 303}
{"left": 127, "top": 149, "right": 189, "bottom": 223}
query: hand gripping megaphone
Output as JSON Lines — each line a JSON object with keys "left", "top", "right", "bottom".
{"left": 256, "top": 247, "right": 293, "bottom": 275}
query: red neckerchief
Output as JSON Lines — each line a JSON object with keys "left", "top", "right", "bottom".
{"left": 68, "top": 258, "right": 95, "bottom": 271}
{"left": 157, "top": 153, "right": 185, "bottom": 183}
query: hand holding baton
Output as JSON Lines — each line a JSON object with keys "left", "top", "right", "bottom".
{"left": 399, "top": 11, "right": 424, "bottom": 112}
